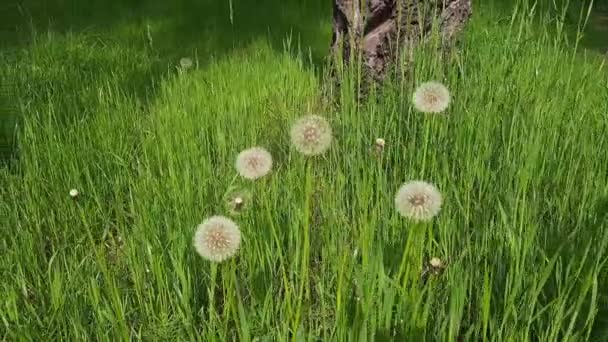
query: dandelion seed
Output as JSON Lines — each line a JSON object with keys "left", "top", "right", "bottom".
{"left": 69, "top": 189, "right": 79, "bottom": 198}
{"left": 395, "top": 180, "right": 442, "bottom": 221}
{"left": 235, "top": 147, "right": 273, "bottom": 180}
{"left": 193, "top": 216, "right": 241, "bottom": 262}
{"left": 290, "top": 115, "right": 333, "bottom": 156}
{"left": 179, "top": 57, "right": 193, "bottom": 70}
{"left": 412, "top": 81, "right": 450, "bottom": 113}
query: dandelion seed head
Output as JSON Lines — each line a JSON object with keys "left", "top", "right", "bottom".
{"left": 429, "top": 257, "right": 443, "bottom": 268}
{"left": 69, "top": 189, "right": 79, "bottom": 198}
{"left": 180, "top": 57, "right": 193, "bottom": 69}
{"left": 290, "top": 115, "right": 333, "bottom": 156}
{"left": 395, "top": 180, "right": 442, "bottom": 221}
{"left": 412, "top": 81, "right": 450, "bottom": 113}
{"left": 224, "top": 189, "right": 252, "bottom": 216}
{"left": 235, "top": 147, "right": 273, "bottom": 180}
{"left": 193, "top": 216, "right": 241, "bottom": 262}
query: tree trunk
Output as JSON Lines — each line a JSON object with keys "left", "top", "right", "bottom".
{"left": 330, "top": 0, "right": 472, "bottom": 91}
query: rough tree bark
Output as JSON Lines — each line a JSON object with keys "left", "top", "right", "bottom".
{"left": 330, "top": 0, "right": 472, "bottom": 91}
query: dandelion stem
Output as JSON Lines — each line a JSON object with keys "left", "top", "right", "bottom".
{"left": 228, "top": 0, "right": 234, "bottom": 25}
{"left": 293, "top": 161, "right": 312, "bottom": 340}
{"left": 420, "top": 118, "right": 431, "bottom": 176}
{"left": 207, "top": 263, "right": 218, "bottom": 326}
{"left": 397, "top": 222, "right": 425, "bottom": 290}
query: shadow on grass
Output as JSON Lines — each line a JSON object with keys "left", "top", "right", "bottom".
{"left": 2, "top": 0, "right": 331, "bottom": 61}
{"left": 490, "top": 0, "right": 608, "bottom": 55}
{"left": 561, "top": 0, "right": 608, "bottom": 55}
{"left": 0, "top": 0, "right": 331, "bottom": 167}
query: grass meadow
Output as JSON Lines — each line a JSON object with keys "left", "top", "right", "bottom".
{"left": 1, "top": 0, "right": 608, "bottom": 340}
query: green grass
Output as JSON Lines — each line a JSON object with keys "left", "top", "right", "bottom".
{"left": 2, "top": 0, "right": 608, "bottom": 340}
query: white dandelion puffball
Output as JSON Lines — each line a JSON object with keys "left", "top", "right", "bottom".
{"left": 180, "top": 57, "right": 193, "bottom": 69}
{"left": 412, "top": 81, "right": 451, "bottom": 113}
{"left": 193, "top": 216, "right": 241, "bottom": 262}
{"left": 69, "top": 189, "right": 79, "bottom": 198}
{"left": 395, "top": 180, "right": 442, "bottom": 221}
{"left": 235, "top": 147, "right": 273, "bottom": 180}
{"left": 290, "top": 115, "right": 333, "bottom": 156}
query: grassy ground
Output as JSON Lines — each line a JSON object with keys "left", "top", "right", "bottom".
{"left": 1, "top": 0, "right": 608, "bottom": 340}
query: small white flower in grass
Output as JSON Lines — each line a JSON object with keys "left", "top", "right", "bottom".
{"left": 290, "top": 115, "right": 333, "bottom": 156}
{"left": 179, "top": 57, "right": 193, "bottom": 70}
{"left": 429, "top": 257, "right": 443, "bottom": 268}
{"left": 375, "top": 137, "right": 386, "bottom": 152}
{"left": 193, "top": 216, "right": 241, "bottom": 262}
{"left": 224, "top": 189, "right": 252, "bottom": 216}
{"left": 235, "top": 147, "right": 273, "bottom": 180}
{"left": 372, "top": 137, "right": 386, "bottom": 158}
{"left": 412, "top": 81, "right": 450, "bottom": 113}
{"left": 69, "top": 189, "right": 79, "bottom": 198}
{"left": 395, "top": 180, "right": 442, "bottom": 221}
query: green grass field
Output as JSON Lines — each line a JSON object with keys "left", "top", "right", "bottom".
{"left": 1, "top": 0, "right": 608, "bottom": 340}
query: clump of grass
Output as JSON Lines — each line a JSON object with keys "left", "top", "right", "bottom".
{"left": 1, "top": 0, "right": 608, "bottom": 341}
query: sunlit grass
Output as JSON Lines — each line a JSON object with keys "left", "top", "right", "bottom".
{"left": 2, "top": 0, "right": 608, "bottom": 340}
